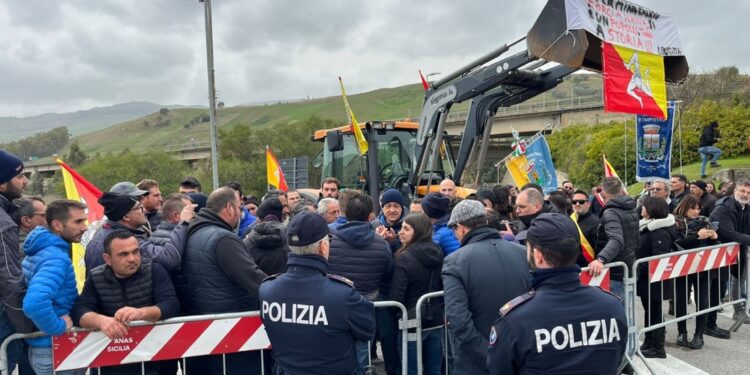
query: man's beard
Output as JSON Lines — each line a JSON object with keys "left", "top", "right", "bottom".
{"left": 736, "top": 195, "right": 750, "bottom": 206}
{"left": 527, "top": 251, "right": 537, "bottom": 271}
{"left": 1, "top": 182, "right": 23, "bottom": 200}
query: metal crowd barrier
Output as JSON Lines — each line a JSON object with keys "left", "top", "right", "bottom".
{"left": 2, "top": 246, "right": 744, "bottom": 375}
{"left": 371, "top": 300, "right": 409, "bottom": 375}
{"left": 414, "top": 291, "right": 446, "bottom": 375}
{"left": 580, "top": 261, "right": 638, "bottom": 375}
{"left": 628, "top": 242, "right": 747, "bottom": 375}
{"left": 411, "top": 262, "right": 631, "bottom": 375}
{"left": 0, "top": 311, "right": 271, "bottom": 375}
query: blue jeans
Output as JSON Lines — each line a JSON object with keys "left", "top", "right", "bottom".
{"left": 355, "top": 340, "right": 370, "bottom": 374}
{"left": 406, "top": 328, "right": 443, "bottom": 375}
{"left": 28, "top": 346, "right": 86, "bottom": 375}
{"left": 0, "top": 309, "right": 32, "bottom": 375}
{"left": 610, "top": 280, "right": 625, "bottom": 305}
{"left": 699, "top": 146, "right": 722, "bottom": 176}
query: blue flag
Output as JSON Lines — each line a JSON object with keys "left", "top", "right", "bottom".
{"left": 636, "top": 103, "right": 675, "bottom": 182}
{"left": 524, "top": 136, "right": 558, "bottom": 194}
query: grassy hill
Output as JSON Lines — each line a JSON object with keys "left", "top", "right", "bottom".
{"left": 627, "top": 153, "right": 750, "bottom": 195}
{"left": 72, "top": 74, "right": 603, "bottom": 155}
{"left": 0, "top": 101, "right": 194, "bottom": 143}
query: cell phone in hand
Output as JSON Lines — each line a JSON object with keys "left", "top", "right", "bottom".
{"left": 710, "top": 221, "right": 719, "bottom": 231}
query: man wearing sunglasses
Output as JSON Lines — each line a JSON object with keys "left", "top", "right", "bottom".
{"left": 572, "top": 190, "right": 600, "bottom": 267}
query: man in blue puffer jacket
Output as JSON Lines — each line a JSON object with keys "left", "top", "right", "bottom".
{"left": 22, "top": 200, "right": 88, "bottom": 375}
{"left": 422, "top": 193, "right": 460, "bottom": 256}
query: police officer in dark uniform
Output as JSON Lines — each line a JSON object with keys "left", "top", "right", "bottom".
{"left": 487, "top": 213, "right": 627, "bottom": 375}
{"left": 259, "top": 211, "right": 376, "bottom": 375}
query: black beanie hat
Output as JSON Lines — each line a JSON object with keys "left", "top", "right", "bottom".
{"left": 99, "top": 192, "right": 138, "bottom": 221}
{"left": 257, "top": 197, "right": 284, "bottom": 222}
{"left": 187, "top": 192, "right": 208, "bottom": 212}
{"left": 0, "top": 150, "right": 24, "bottom": 185}
{"left": 421, "top": 192, "right": 450, "bottom": 219}
{"left": 692, "top": 180, "right": 707, "bottom": 192}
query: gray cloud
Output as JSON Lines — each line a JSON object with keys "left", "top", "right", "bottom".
{"left": 0, "top": 0, "right": 746, "bottom": 117}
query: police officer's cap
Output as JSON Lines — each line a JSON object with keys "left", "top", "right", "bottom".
{"left": 523, "top": 213, "right": 580, "bottom": 253}
{"left": 287, "top": 211, "right": 329, "bottom": 246}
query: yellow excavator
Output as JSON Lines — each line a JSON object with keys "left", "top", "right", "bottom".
{"left": 310, "top": 0, "right": 688, "bottom": 203}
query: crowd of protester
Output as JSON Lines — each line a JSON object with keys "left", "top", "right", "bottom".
{"left": 1, "top": 146, "right": 749, "bottom": 374}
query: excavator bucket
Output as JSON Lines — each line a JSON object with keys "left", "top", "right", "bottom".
{"left": 527, "top": 0, "right": 689, "bottom": 83}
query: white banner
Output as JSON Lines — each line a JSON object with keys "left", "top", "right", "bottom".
{"left": 565, "top": 0, "right": 684, "bottom": 56}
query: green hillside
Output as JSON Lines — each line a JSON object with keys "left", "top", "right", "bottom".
{"left": 73, "top": 75, "right": 602, "bottom": 155}
{"left": 627, "top": 154, "right": 750, "bottom": 195}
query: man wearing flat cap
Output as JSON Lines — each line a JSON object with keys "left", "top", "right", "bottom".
{"left": 259, "top": 212, "right": 376, "bottom": 375}
{"left": 84, "top": 182, "right": 193, "bottom": 275}
{"left": 442, "top": 200, "right": 530, "bottom": 375}
{"left": 488, "top": 213, "right": 627, "bottom": 375}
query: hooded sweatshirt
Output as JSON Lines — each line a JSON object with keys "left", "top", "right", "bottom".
{"left": 244, "top": 220, "right": 290, "bottom": 275}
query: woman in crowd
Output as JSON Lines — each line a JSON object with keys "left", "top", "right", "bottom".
{"left": 637, "top": 196, "right": 678, "bottom": 358}
{"left": 673, "top": 195, "right": 718, "bottom": 349}
{"left": 388, "top": 213, "right": 444, "bottom": 375}
{"left": 705, "top": 181, "right": 720, "bottom": 198}
{"left": 492, "top": 185, "right": 515, "bottom": 223}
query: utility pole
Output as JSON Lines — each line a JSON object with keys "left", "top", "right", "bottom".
{"left": 200, "top": 0, "right": 219, "bottom": 190}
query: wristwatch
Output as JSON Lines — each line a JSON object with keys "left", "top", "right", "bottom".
{"left": 596, "top": 256, "right": 607, "bottom": 264}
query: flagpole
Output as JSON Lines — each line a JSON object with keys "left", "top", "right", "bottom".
{"left": 266, "top": 145, "right": 271, "bottom": 191}
{"left": 675, "top": 101, "right": 684, "bottom": 173}
{"left": 624, "top": 119, "right": 629, "bottom": 185}
{"left": 494, "top": 123, "right": 554, "bottom": 167}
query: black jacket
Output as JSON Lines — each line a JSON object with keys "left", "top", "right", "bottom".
{"left": 244, "top": 221, "right": 290, "bottom": 275}
{"left": 595, "top": 195, "right": 639, "bottom": 280}
{"left": 488, "top": 268, "right": 627, "bottom": 375}
{"left": 442, "top": 226, "right": 531, "bottom": 375}
{"left": 328, "top": 221, "right": 392, "bottom": 301}
{"left": 387, "top": 241, "right": 444, "bottom": 327}
{"left": 149, "top": 221, "right": 177, "bottom": 246}
{"left": 182, "top": 210, "right": 266, "bottom": 314}
{"left": 0, "top": 194, "right": 34, "bottom": 333}
{"left": 700, "top": 193, "right": 718, "bottom": 218}
{"left": 259, "top": 254, "right": 375, "bottom": 375}
{"left": 675, "top": 215, "right": 723, "bottom": 281}
{"left": 699, "top": 124, "right": 720, "bottom": 147}
{"left": 710, "top": 196, "right": 750, "bottom": 276}
{"left": 636, "top": 216, "right": 679, "bottom": 299}
{"left": 576, "top": 209, "right": 600, "bottom": 267}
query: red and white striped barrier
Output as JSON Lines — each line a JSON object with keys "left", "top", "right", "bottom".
{"left": 53, "top": 315, "right": 270, "bottom": 371}
{"left": 580, "top": 268, "right": 611, "bottom": 291}
{"left": 648, "top": 243, "right": 740, "bottom": 284}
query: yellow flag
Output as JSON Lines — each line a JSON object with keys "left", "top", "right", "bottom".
{"left": 338, "top": 77, "right": 368, "bottom": 155}
{"left": 59, "top": 166, "right": 89, "bottom": 292}
{"left": 505, "top": 154, "right": 531, "bottom": 188}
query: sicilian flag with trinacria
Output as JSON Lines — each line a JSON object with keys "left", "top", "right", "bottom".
{"left": 266, "top": 146, "right": 288, "bottom": 192}
{"left": 56, "top": 158, "right": 104, "bottom": 291}
{"left": 602, "top": 42, "right": 668, "bottom": 119}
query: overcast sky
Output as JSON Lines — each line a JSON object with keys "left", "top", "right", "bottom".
{"left": 0, "top": 0, "right": 746, "bottom": 117}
